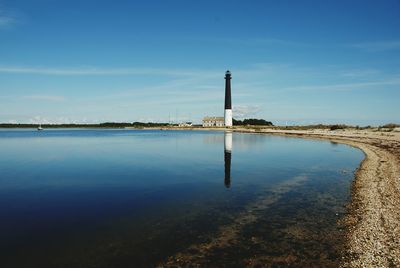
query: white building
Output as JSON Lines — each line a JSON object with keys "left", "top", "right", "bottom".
{"left": 202, "top": 117, "right": 225, "bottom": 127}
{"left": 178, "top": 122, "right": 193, "bottom": 127}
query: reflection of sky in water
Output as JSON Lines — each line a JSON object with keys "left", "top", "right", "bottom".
{"left": 0, "top": 129, "right": 364, "bottom": 267}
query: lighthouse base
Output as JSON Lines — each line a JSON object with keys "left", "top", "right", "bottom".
{"left": 224, "top": 109, "right": 232, "bottom": 127}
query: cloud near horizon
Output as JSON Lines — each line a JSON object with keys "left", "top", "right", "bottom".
{"left": 1, "top": 63, "right": 399, "bottom": 125}
{"left": 23, "top": 95, "right": 66, "bottom": 101}
{"left": 233, "top": 105, "right": 261, "bottom": 119}
{"left": 350, "top": 40, "right": 400, "bottom": 52}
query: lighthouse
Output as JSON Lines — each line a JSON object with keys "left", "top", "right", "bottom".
{"left": 224, "top": 70, "right": 233, "bottom": 127}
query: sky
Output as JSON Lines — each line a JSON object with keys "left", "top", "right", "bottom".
{"left": 0, "top": 0, "right": 399, "bottom": 126}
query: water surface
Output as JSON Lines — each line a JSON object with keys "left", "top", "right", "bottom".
{"left": 0, "top": 129, "right": 364, "bottom": 267}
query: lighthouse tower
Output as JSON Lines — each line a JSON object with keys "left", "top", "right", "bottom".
{"left": 224, "top": 70, "right": 233, "bottom": 127}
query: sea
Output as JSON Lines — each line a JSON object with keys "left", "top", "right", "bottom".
{"left": 0, "top": 129, "right": 364, "bottom": 267}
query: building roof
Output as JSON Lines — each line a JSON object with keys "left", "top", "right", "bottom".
{"left": 203, "top": 116, "right": 224, "bottom": 121}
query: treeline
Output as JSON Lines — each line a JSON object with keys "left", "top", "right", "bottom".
{"left": 233, "top": 118, "right": 273, "bottom": 126}
{"left": 277, "top": 123, "right": 400, "bottom": 131}
{"left": 278, "top": 124, "right": 354, "bottom": 130}
{"left": 0, "top": 122, "right": 170, "bottom": 128}
{"left": 379, "top": 123, "right": 400, "bottom": 129}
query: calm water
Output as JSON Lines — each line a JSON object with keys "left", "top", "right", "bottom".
{"left": 0, "top": 129, "right": 364, "bottom": 267}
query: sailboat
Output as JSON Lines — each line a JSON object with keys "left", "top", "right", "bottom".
{"left": 37, "top": 124, "right": 43, "bottom": 131}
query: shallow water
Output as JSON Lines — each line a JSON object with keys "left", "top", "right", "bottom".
{"left": 0, "top": 129, "right": 364, "bottom": 267}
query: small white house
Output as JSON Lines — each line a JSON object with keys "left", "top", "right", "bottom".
{"left": 202, "top": 117, "right": 225, "bottom": 127}
{"left": 178, "top": 122, "right": 193, "bottom": 127}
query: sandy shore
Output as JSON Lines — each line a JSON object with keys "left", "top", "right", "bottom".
{"left": 229, "top": 128, "right": 400, "bottom": 267}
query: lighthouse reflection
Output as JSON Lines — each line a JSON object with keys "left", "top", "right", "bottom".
{"left": 224, "top": 131, "right": 232, "bottom": 188}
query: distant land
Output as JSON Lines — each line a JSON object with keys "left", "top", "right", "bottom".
{"left": 0, "top": 122, "right": 170, "bottom": 129}
{"left": 1, "top": 121, "right": 399, "bottom": 130}
{"left": 0, "top": 118, "right": 273, "bottom": 128}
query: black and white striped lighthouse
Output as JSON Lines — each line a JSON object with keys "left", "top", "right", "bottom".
{"left": 224, "top": 70, "right": 233, "bottom": 127}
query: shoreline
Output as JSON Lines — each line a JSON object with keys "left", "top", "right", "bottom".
{"left": 229, "top": 128, "right": 400, "bottom": 267}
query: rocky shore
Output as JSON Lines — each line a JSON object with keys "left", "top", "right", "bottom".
{"left": 236, "top": 128, "right": 400, "bottom": 267}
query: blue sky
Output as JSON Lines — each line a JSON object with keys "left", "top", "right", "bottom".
{"left": 0, "top": 0, "right": 399, "bottom": 125}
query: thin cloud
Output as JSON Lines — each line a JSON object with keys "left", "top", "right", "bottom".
{"left": 282, "top": 79, "right": 400, "bottom": 92}
{"left": 0, "top": 8, "right": 19, "bottom": 29}
{"left": 340, "top": 69, "right": 381, "bottom": 77}
{"left": 0, "top": 15, "right": 15, "bottom": 28}
{"left": 27, "top": 116, "right": 97, "bottom": 124}
{"left": 184, "top": 36, "right": 309, "bottom": 48}
{"left": 233, "top": 105, "right": 261, "bottom": 118}
{"left": 0, "top": 63, "right": 310, "bottom": 79}
{"left": 234, "top": 37, "right": 309, "bottom": 47}
{"left": 350, "top": 41, "right": 400, "bottom": 52}
{"left": 23, "top": 95, "right": 66, "bottom": 101}
{"left": 0, "top": 66, "right": 219, "bottom": 77}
